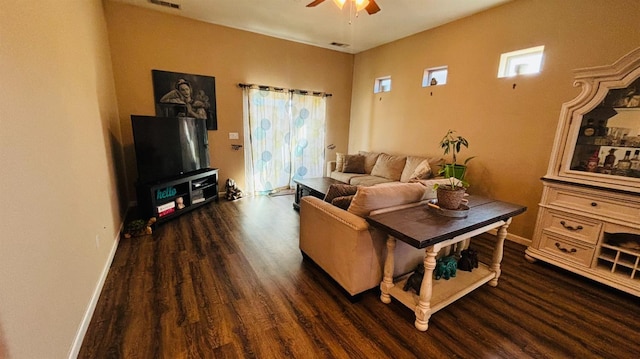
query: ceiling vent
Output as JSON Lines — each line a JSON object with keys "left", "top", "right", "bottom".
{"left": 330, "top": 42, "right": 350, "bottom": 48}
{"left": 149, "top": 0, "right": 181, "bottom": 9}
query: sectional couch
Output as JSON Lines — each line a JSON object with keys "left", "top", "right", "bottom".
{"left": 327, "top": 151, "right": 445, "bottom": 187}
{"left": 299, "top": 151, "right": 456, "bottom": 297}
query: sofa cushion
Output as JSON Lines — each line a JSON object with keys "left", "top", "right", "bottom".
{"left": 330, "top": 171, "right": 366, "bottom": 183}
{"left": 349, "top": 175, "right": 395, "bottom": 186}
{"left": 335, "top": 153, "right": 345, "bottom": 172}
{"left": 358, "top": 151, "right": 381, "bottom": 174}
{"left": 370, "top": 153, "right": 407, "bottom": 181}
{"left": 347, "top": 182, "right": 426, "bottom": 217}
{"left": 343, "top": 154, "right": 365, "bottom": 174}
{"left": 331, "top": 195, "right": 354, "bottom": 210}
{"left": 411, "top": 160, "right": 432, "bottom": 181}
{"left": 324, "top": 184, "right": 358, "bottom": 203}
{"left": 401, "top": 156, "right": 432, "bottom": 182}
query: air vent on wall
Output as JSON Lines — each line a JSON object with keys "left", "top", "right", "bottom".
{"left": 330, "top": 42, "right": 350, "bottom": 48}
{"left": 149, "top": 0, "right": 181, "bottom": 9}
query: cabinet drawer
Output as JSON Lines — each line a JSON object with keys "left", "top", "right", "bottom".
{"left": 541, "top": 210, "right": 601, "bottom": 245}
{"left": 547, "top": 187, "right": 640, "bottom": 224}
{"left": 539, "top": 233, "right": 596, "bottom": 267}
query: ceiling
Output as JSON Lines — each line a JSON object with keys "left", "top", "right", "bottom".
{"left": 112, "top": 0, "right": 512, "bottom": 54}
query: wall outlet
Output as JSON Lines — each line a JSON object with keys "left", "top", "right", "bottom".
{"left": 95, "top": 234, "right": 100, "bottom": 249}
{"left": 229, "top": 132, "right": 239, "bottom": 140}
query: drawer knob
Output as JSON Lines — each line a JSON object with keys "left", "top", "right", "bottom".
{"left": 591, "top": 202, "right": 598, "bottom": 207}
{"left": 555, "top": 242, "right": 577, "bottom": 254}
{"left": 560, "top": 221, "right": 583, "bottom": 231}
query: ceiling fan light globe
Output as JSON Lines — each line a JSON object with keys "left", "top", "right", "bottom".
{"left": 332, "top": 0, "right": 346, "bottom": 9}
{"left": 355, "top": 0, "right": 370, "bottom": 12}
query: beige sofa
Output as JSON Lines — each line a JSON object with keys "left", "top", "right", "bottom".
{"left": 299, "top": 180, "right": 453, "bottom": 297}
{"left": 327, "top": 151, "right": 444, "bottom": 187}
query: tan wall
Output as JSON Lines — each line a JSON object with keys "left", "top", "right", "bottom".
{"left": 0, "top": 0, "right": 125, "bottom": 357}
{"left": 350, "top": 0, "right": 640, "bottom": 239}
{"left": 104, "top": 2, "right": 354, "bottom": 200}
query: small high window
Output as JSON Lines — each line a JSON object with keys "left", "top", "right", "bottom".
{"left": 374, "top": 76, "right": 391, "bottom": 93}
{"left": 497, "top": 46, "right": 545, "bottom": 78}
{"left": 422, "top": 67, "right": 448, "bottom": 87}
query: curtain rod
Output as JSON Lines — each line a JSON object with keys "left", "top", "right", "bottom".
{"left": 238, "top": 83, "right": 332, "bottom": 97}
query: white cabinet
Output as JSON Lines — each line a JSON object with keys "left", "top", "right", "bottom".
{"left": 527, "top": 182, "right": 640, "bottom": 295}
{"left": 526, "top": 47, "right": 640, "bottom": 296}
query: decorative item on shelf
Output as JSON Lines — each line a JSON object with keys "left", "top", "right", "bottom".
{"left": 175, "top": 197, "right": 185, "bottom": 210}
{"left": 435, "top": 256, "right": 457, "bottom": 280}
{"left": 580, "top": 118, "right": 597, "bottom": 137}
{"left": 630, "top": 150, "right": 640, "bottom": 170}
{"left": 618, "top": 150, "right": 632, "bottom": 170}
{"left": 156, "top": 185, "right": 177, "bottom": 200}
{"left": 433, "top": 129, "right": 475, "bottom": 210}
{"left": 458, "top": 248, "right": 479, "bottom": 272}
{"left": 586, "top": 150, "right": 600, "bottom": 172}
{"left": 157, "top": 201, "right": 176, "bottom": 217}
{"left": 609, "top": 127, "right": 632, "bottom": 145}
{"left": 191, "top": 189, "right": 205, "bottom": 204}
{"left": 402, "top": 263, "right": 425, "bottom": 293}
{"left": 603, "top": 148, "right": 617, "bottom": 172}
{"left": 621, "top": 134, "right": 629, "bottom": 145}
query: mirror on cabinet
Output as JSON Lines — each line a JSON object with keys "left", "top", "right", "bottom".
{"left": 570, "top": 78, "right": 640, "bottom": 178}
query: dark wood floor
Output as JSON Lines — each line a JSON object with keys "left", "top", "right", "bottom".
{"left": 79, "top": 194, "right": 640, "bottom": 359}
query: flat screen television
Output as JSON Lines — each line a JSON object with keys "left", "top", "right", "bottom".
{"left": 131, "top": 115, "right": 210, "bottom": 184}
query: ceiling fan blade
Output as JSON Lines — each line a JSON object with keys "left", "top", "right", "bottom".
{"left": 306, "top": 0, "right": 326, "bottom": 7}
{"left": 365, "top": 0, "right": 381, "bottom": 14}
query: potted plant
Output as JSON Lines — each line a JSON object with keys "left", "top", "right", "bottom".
{"left": 435, "top": 129, "right": 475, "bottom": 210}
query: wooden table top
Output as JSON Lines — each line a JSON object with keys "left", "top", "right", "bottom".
{"left": 293, "top": 177, "right": 343, "bottom": 193}
{"left": 367, "top": 196, "right": 527, "bottom": 249}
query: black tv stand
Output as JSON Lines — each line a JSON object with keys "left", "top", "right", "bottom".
{"left": 136, "top": 168, "right": 219, "bottom": 225}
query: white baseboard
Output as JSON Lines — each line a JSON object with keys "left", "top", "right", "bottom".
{"left": 67, "top": 220, "right": 123, "bottom": 358}
{"left": 487, "top": 228, "right": 532, "bottom": 246}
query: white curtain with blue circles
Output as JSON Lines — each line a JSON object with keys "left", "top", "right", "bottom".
{"left": 243, "top": 88, "right": 326, "bottom": 195}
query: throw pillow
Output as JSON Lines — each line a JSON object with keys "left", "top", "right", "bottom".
{"left": 324, "top": 184, "right": 358, "bottom": 203}
{"left": 335, "top": 153, "right": 346, "bottom": 172}
{"left": 331, "top": 195, "right": 355, "bottom": 210}
{"left": 358, "top": 151, "right": 381, "bottom": 174}
{"left": 409, "top": 160, "right": 432, "bottom": 181}
{"left": 401, "top": 156, "right": 430, "bottom": 182}
{"left": 370, "top": 153, "right": 407, "bottom": 181}
{"left": 343, "top": 154, "right": 365, "bottom": 174}
{"left": 347, "top": 182, "right": 426, "bottom": 217}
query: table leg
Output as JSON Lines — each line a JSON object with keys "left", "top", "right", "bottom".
{"left": 380, "top": 235, "right": 396, "bottom": 304}
{"left": 414, "top": 246, "right": 438, "bottom": 331}
{"left": 489, "top": 217, "right": 512, "bottom": 287}
{"left": 454, "top": 237, "right": 470, "bottom": 257}
{"left": 295, "top": 184, "right": 302, "bottom": 203}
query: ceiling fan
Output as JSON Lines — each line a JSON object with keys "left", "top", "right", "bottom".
{"left": 306, "top": 0, "right": 381, "bottom": 15}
